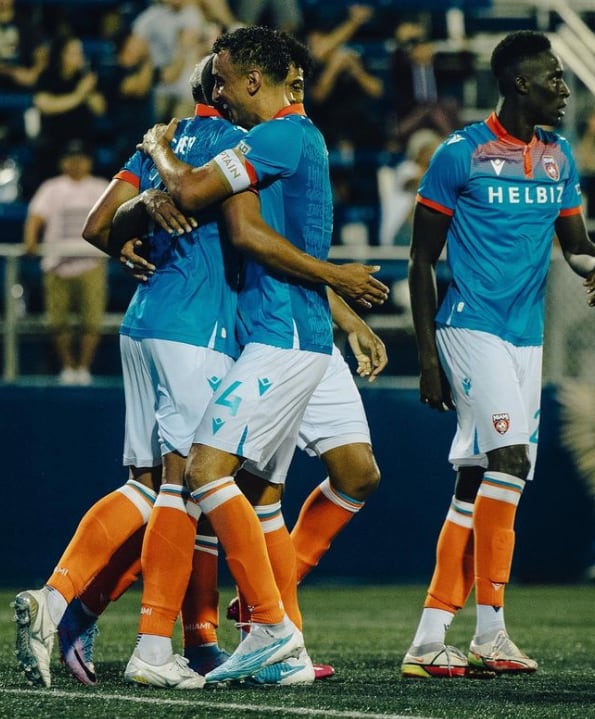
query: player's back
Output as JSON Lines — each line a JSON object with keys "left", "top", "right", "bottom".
{"left": 120, "top": 108, "right": 246, "bottom": 358}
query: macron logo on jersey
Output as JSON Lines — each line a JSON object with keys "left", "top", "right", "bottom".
{"left": 490, "top": 159, "right": 505, "bottom": 176}
{"left": 487, "top": 184, "right": 564, "bottom": 205}
{"left": 446, "top": 134, "right": 465, "bottom": 145}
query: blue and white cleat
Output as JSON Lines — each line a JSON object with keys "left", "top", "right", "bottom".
{"left": 249, "top": 647, "right": 315, "bottom": 686}
{"left": 58, "top": 598, "right": 99, "bottom": 685}
{"left": 205, "top": 617, "right": 303, "bottom": 683}
{"left": 12, "top": 589, "right": 56, "bottom": 688}
{"left": 185, "top": 644, "right": 230, "bottom": 675}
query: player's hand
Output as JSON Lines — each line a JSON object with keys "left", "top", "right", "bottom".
{"left": 347, "top": 326, "right": 388, "bottom": 382}
{"left": 141, "top": 189, "right": 197, "bottom": 235}
{"left": 120, "top": 239, "right": 155, "bottom": 282}
{"left": 584, "top": 269, "right": 595, "bottom": 306}
{"left": 332, "top": 263, "right": 389, "bottom": 309}
{"left": 138, "top": 118, "right": 179, "bottom": 156}
{"left": 419, "top": 363, "right": 454, "bottom": 412}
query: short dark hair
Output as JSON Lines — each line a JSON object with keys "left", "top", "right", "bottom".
{"left": 212, "top": 26, "right": 291, "bottom": 85}
{"left": 491, "top": 31, "right": 552, "bottom": 94}
{"left": 280, "top": 32, "right": 314, "bottom": 79}
{"left": 190, "top": 53, "right": 215, "bottom": 104}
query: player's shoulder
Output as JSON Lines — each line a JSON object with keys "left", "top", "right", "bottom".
{"left": 535, "top": 125, "right": 572, "bottom": 153}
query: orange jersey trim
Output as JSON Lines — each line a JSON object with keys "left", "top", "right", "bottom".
{"left": 559, "top": 206, "right": 583, "bottom": 217}
{"left": 417, "top": 193, "right": 454, "bottom": 217}
{"left": 113, "top": 169, "right": 140, "bottom": 189}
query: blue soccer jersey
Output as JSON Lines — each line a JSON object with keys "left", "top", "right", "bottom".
{"left": 419, "top": 112, "right": 583, "bottom": 346}
{"left": 234, "top": 104, "right": 334, "bottom": 355}
{"left": 118, "top": 105, "right": 245, "bottom": 359}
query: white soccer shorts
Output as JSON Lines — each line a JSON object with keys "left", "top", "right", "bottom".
{"left": 436, "top": 326, "right": 542, "bottom": 480}
{"left": 121, "top": 335, "right": 235, "bottom": 467}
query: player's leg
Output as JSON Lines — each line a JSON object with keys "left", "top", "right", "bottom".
{"left": 291, "top": 347, "right": 379, "bottom": 581}
{"left": 190, "top": 345, "right": 329, "bottom": 682}
{"left": 126, "top": 341, "right": 234, "bottom": 689}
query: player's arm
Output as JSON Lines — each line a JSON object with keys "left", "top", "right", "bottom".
{"left": 139, "top": 119, "right": 237, "bottom": 212}
{"left": 556, "top": 213, "right": 595, "bottom": 303}
{"left": 23, "top": 213, "right": 45, "bottom": 256}
{"left": 328, "top": 288, "right": 388, "bottom": 382}
{"left": 408, "top": 202, "right": 453, "bottom": 410}
{"left": 221, "top": 191, "right": 389, "bottom": 308}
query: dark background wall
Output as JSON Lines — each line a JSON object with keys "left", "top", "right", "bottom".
{"left": 2, "top": 383, "right": 592, "bottom": 588}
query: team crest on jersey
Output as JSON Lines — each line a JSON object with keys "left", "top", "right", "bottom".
{"left": 492, "top": 413, "right": 510, "bottom": 434}
{"left": 543, "top": 155, "right": 559, "bottom": 181}
{"left": 237, "top": 140, "right": 251, "bottom": 155}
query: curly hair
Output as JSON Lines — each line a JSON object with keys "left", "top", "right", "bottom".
{"left": 212, "top": 26, "right": 291, "bottom": 85}
{"left": 491, "top": 30, "right": 552, "bottom": 94}
{"left": 280, "top": 32, "right": 314, "bottom": 79}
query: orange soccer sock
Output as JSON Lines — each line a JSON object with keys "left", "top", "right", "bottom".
{"left": 47, "top": 480, "right": 156, "bottom": 603}
{"left": 80, "top": 526, "right": 145, "bottom": 616}
{"left": 291, "top": 477, "right": 364, "bottom": 582}
{"left": 138, "top": 484, "right": 199, "bottom": 637}
{"left": 474, "top": 472, "right": 524, "bottom": 607}
{"left": 192, "top": 478, "right": 284, "bottom": 625}
{"left": 425, "top": 496, "right": 475, "bottom": 613}
{"left": 255, "top": 502, "right": 302, "bottom": 631}
{"left": 182, "top": 532, "right": 220, "bottom": 649}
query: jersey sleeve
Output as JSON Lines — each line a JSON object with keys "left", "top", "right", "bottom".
{"left": 237, "top": 119, "right": 303, "bottom": 185}
{"left": 417, "top": 135, "right": 471, "bottom": 216}
{"left": 114, "top": 150, "right": 144, "bottom": 188}
{"left": 559, "top": 138, "right": 583, "bottom": 216}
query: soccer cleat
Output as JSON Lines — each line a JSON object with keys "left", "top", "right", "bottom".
{"left": 205, "top": 617, "right": 304, "bottom": 683}
{"left": 249, "top": 648, "right": 315, "bottom": 686}
{"left": 184, "top": 644, "right": 230, "bottom": 675}
{"left": 124, "top": 652, "right": 206, "bottom": 689}
{"left": 401, "top": 642, "right": 468, "bottom": 678}
{"left": 468, "top": 631, "right": 538, "bottom": 674}
{"left": 313, "top": 662, "right": 335, "bottom": 680}
{"left": 58, "top": 598, "right": 99, "bottom": 685}
{"left": 12, "top": 589, "right": 57, "bottom": 688}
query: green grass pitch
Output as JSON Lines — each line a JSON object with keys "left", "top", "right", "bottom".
{"left": 1, "top": 585, "right": 594, "bottom": 719}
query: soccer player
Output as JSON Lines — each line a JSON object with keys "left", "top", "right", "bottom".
{"left": 129, "top": 26, "right": 387, "bottom": 685}
{"left": 13, "top": 32, "right": 388, "bottom": 689}
{"left": 401, "top": 30, "right": 595, "bottom": 679}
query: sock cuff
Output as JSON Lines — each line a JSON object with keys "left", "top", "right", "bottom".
{"left": 479, "top": 472, "right": 524, "bottom": 506}
{"left": 254, "top": 502, "right": 284, "bottom": 533}
{"left": 155, "top": 483, "right": 187, "bottom": 511}
{"left": 191, "top": 476, "right": 241, "bottom": 513}
{"left": 117, "top": 480, "right": 157, "bottom": 522}
{"left": 445, "top": 495, "right": 474, "bottom": 528}
{"left": 320, "top": 477, "right": 364, "bottom": 513}
{"left": 195, "top": 534, "right": 219, "bottom": 556}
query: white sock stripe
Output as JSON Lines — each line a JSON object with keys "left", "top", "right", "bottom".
{"left": 155, "top": 483, "right": 188, "bottom": 511}
{"left": 479, "top": 472, "right": 524, "bottom": 506}
{"left": 117, "top": 481, "right": 156, "bottom": 522}
{"left": 254, "top": 502, "right": 285, "bottom": 533}
{"left": 319, "top": 477, "right": 364, "bottom": 514}
{"left": 192, "top": 476, "right": 241, "bottom": 513}
{"left": 195, "top": 534, "right": 219, "bottom": 555}
{"left": 185, "top": 497, "right": 202, "bottom": 522}
{"left": 446, "top": 496, "right": 474, "bottom": 529}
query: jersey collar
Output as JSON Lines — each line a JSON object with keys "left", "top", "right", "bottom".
{"left": 486, "top": 111, "right": 537, "bottom": 148}
{"left": 195, "top": 103, "right": 224, "bottom": 118}
{"left": 273, "top": 103, "right": 306, "bottom": 119}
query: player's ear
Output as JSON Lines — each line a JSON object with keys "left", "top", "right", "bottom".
{"left": 246, "top": 68, "right": 262, "bottom": 96}
{"left": 514, "top": 74, "right": 529, "bottom": 95}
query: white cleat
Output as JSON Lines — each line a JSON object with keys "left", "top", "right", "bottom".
{"left": 12, "top": 589, "right": 56, "bottom": 688}
{"left": 468, "top": 631, "right": 538, "bottom": 674}
{"left": 249, "top": 647, "right": 315, "bottom": 686}
{"left": 205, "top": 617, "right": 304, "bottom": 683}
{"left": 124, "top": 652, "right": 205, "bottom": 689}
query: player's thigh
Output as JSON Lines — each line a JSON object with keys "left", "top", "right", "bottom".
{"left": 437, "top": 328, "right": 537, "bottom": 464}
{"left": 297, "top": 345, "right": 371, "bottom": 458}
{"left": 145, "top": 339, "right": 235, "bottom": 458}
{"left": 195, "top": 343, "right": 330, "bottom": 466}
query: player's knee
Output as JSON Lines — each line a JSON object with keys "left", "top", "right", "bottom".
{"left": 488, "top": 445, "right": 531, "bottom": 480}
{"left": 334, "top": 458, "right": 380, "bottom": 501}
